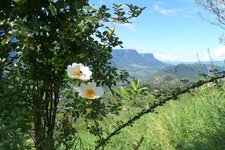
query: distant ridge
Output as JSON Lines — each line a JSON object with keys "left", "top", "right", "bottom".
{"left": 140, "top": 53, "right": 165, "bottom": 67}
{"left": 112, "top": 49, "right": 165, "bottom": 67}
{"left": 111, "top": 49, "right": 224, "bottom": 80}
{"left": 156, "top": 63, "right": 225, "bottom": 80}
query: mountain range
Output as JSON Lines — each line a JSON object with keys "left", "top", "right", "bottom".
{"left": 111, "top": 49, "right": 224, "bottom": 81}
{"left": 111, "top": 49, "right": 166, "bottom": 79}
{"left": 111, "top": 49, "right": 165, "bottom": 68}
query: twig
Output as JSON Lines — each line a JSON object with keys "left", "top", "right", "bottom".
{"left": 134, "top": 137, "right": 144, "bottom": 150}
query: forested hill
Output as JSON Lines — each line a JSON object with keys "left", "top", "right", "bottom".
{"left": 156, "top": 63, "right": 225, "bottom": 80}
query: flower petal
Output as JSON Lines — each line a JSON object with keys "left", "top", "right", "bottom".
{"left": 66, "top": 63, "right": 92, "bottom": 81}
{"left": 88, "top": 82, "right": 96, "bottom": 89}
{"left": 71, "top": 63, "right": 78, "bottom": 68}
{"left": 81, "top": 76, "right": 90, "bottom": 81}
{"left": 76, "top": 83, "right": 87, "bottom": 97}
{"left": 95, "top": 87, "right": 104, "bottom": 98}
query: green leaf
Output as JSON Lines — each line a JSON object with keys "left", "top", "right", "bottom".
{"left": 118, "top": 86, "right": 126, "bottom": 93}
{"left": 130, "top": 81, "right": 137, "bottom": 90}
{"left": 139, "top": 87, "right": 148, "bottom": 91}
{"left": 13, "top": 0, "right": 21, "bottom": 3}
{"left": 44, "top": 26, "right": 51, "bottom": 31}
{"left": 135, "top": 79, "right": 140, "bottom": 87}
{"left": 1, "top": 38, "right": 9, "bottom": 45}
{"left": 79, "top": 53, "right": 85, "bottom": 58}
{"left": 0, "top": 58, "right": 6, "bottom": 63}
{"left": 13, "top": 0, "right": 26, "bottom": 4}
{"left": 49, "top": 3, "right": 57, "bottom": 16}
{"left": 108, "top": 25, "right": 115, "bottom": 38}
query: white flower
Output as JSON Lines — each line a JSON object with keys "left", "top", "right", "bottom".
{"left": 66, "top": 63, "right": 92, "bottom": 81}
{"left": 76, "top": 82, "right": 104, "bottom": 99}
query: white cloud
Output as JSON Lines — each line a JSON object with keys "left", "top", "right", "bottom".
{"left": 120, "top": 45, "right": 225, "bottom": 62}
{"left": 119, "top": 23, "right": 137, "bottom": 31}
{"left": 180, "top": 0, "right": 193, "bottom": 2}
{"left": 153, "top": 4, "right": 183, "bottom": 15}
{"left": 109, "top": 0, "right": 114, "bottom": 4}
{"left": 153, "top": 52, "right": 195, "bottom": 62}
{"left": 201, "top": 46, "right": 225, "bottom": 61}
{"left": 135, "top": 48, "right": 196, "bottom": 62}
{"left": 149, "top": 47, "right": 225, "bottom": 62}
{"left": 98, "top": 0, "right": 106, "bottom": 6}
{"left": 137, "top": 46, "right": 225, "bottom": 62}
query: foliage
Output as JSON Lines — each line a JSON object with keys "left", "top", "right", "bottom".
{"left": 0, "top": 0, "right": 145, "bottom": 149}
{"left": 116, "top": 79, "right": 148, "bottom": 100}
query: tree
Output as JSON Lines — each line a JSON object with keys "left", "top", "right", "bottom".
{"left": 0, "top": 0, "right": 145, "bottom": 149}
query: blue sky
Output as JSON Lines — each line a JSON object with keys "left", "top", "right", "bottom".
{"left": 90, "top": 0, "right": 225, "bottom": 62}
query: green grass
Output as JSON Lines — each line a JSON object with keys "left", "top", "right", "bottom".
{"left": 77, "top": 84, "right": 225, "bottom": 150}
{"left": 106, "top": 86, "right": 225, "bottom": 150}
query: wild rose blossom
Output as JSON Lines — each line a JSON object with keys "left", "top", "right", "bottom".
{"left": 76, "top": 82, "right": 104, "bottom": 99}
{"left": 66, "top": 63, "right": 92, "bottom": 81}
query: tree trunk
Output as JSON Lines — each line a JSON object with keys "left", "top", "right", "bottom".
{"left": 33, "top": 82, "right": 59, "bottom": 150}
{"left": 34, "top": 89, "right": 44, "bottom": 150}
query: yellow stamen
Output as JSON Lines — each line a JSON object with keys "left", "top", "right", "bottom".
{"left": 85, "top": 88, "right": 95, "bottom": 99}
{"left": 73, "top": 70, "right": 83, "bottom": 77}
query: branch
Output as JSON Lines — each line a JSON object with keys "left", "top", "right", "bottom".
{"left": 133, "top": 137, "right": 144, "bottom": 150}
{"left": 94, "top": 73, "right": 225, "bottom": 150}
{"left": 200, "top": 0, "right": 225, "bottom": 29}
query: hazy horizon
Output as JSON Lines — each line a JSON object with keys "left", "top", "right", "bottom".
{"left": 112, "top": 48, "right": 225, "bottom": 63}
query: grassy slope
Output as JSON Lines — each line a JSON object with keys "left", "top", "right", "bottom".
{"left": 104, "top": 85, "right": 225, "bottom": 150}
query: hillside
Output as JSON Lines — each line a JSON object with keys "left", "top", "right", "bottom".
{"left": 140, "top": 63, "right": 225, "bottom": 89}
{"left": 111, "top": 49, "right": 167, "bottom": 79}
{"left": 77, "top": 82, "right": 225, "bottom": 149}
{"left": 104, "top": 84, "right": 225, "bottom": 150}
{"left": 156, "top": 63, "right": 225, "bottom": 80}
